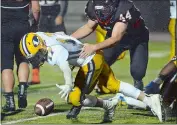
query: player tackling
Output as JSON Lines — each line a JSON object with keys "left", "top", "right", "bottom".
{"left": 19, "top": 32, "right": 163, "bottom": 122}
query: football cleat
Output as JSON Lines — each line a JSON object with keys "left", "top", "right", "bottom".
{"left": 18, "top": 83, "right": 28, "bottom": 108}
{"left": 2, "top": 93, "right": 15, "bottom": 112}
{"left": 103, "top": 93, "right": 122, "bottom": 122}
{"left": 148, "top": 94, "right": 162, "bottom": 122}
{"left": 66, "top": 106, "right": 82, "bottom": 119}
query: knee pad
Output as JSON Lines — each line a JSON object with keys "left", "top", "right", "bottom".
{"left": 68, "top": 87, "right": 81, "bottom": 106}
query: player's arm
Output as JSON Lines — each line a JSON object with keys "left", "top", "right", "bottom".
{"left": 94, "top": 22, "right": 127, "bottom": 50}
{"left": 58, "top": 0, "right": 68, "bottom": 17}
{"left": 30, "top": 0, "right": 40, "bottom": 22}
{"left": 71, "top": 19, "right": 98, "bottom": 40}
{"left": 54, "top": 46, "right": 73, "bottom": 100}
{"left": 80, "top": 22, "right": 127, "bottom": 58}
{"left": 58, "top": 61, "right": 73, "bottom": 88}
{"left": 56, "top": 60, "right": 74, "bottom": 100}
{"left": 94, "top": 8, "right": 138, "bottom": 50}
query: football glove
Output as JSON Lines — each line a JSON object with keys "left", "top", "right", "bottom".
{"left": 56, "top": 84, "right": 73, "bottom": 101}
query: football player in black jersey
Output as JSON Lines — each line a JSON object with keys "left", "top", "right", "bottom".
{"left": 71, "top": 0, "right": 149, "bottom": 91}
{"left": 1, "top": 0, "right": 40, "bottom": 112}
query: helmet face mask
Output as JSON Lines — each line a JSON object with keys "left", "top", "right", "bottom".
{"left": 28, "top": 49, "right": 48, "bottom": 67}
{"left": 93, "top": 0, "right": 120, "bottom": 25}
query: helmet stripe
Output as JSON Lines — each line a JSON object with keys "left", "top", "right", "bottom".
{"left": 22, "top": 34, "right": 31, "bottom": 56}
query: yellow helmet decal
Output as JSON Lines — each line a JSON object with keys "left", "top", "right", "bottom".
{"left": 20, "top": 33, "right": 44, "bottom": 58}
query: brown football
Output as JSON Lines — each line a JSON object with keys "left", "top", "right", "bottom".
{"left": 34, "top": 98, "right": 54, "bottom": 116}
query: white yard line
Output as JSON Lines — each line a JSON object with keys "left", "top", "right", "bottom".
{"left": 2, "top": 112, "right": 67, "bottom": 124}
{"left": 2, "top": 107, "right": 100, "bottom": 124}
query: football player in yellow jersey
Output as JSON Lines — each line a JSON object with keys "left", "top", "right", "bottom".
{"left": 19, "top": 32, "right": 162, "bottom": 122}
{"left": 169, "top": 0, "right": 176, "bottom": 59}
{"left": 95, "top": 25, "right": 126, "bottom": 94}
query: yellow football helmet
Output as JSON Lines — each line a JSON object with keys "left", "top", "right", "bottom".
{"left": 19, "top": 32, "right": 47, "bottom": 67}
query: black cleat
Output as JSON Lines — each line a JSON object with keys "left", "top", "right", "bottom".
{"left": 2, "top": 92, "right": 15, "bottom": 112}
{"left": 18, "top": 83, "right": 28, "bottom": 108}
{"left": 66, "top": 106, "right": 82, "bottom": 119}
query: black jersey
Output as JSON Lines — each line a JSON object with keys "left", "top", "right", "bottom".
{"left": 1, "top": 0, "right": 30, "bottom": 23}
{"left": 85, "top": 0, "right": 147, "bottom": 36}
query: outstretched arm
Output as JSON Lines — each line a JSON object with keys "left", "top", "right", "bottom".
{"left": 71, "top": 19, "right": 98, "bottom": 40}
{"left": 80, "top": 22, "right": 127, "bottom": 58}
{"left": 58, "top": 61, "right": 73, "bottom": 87}
{"left": 53, "top": 46, "right": 73, "bottom": 100}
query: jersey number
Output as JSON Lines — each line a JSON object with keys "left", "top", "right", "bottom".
{"left": 119, "top": 11, "right": 132, "bottom": 22}
{"left": 125, "top": 11, "right": 132, "bottom": 20}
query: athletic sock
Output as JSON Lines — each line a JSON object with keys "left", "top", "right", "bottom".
{"left": 125, "top": 96, "right": 147, "bottom": 109}
{"left": 119, "top": 81, "right": 141, "bottom": 99}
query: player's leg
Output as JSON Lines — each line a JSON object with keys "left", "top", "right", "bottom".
{"left": 168, "top": 18, "right": 176, "bottom": 60}
{"left": 98, "top": 61, "right": 146, "bottom": 112}
{"left": 119, "top": 81, "right": 163, "bottom": 122}
{"left": 67, "top": 52, "right": 104, "bottom": 119}
{"left": 96, "top": 25, "right": 126, "bottom": 61}
{"left": 129, "top": 41, "right": 149, "bottom": 90}
{"left": 144, "top": 57, "right": 177, "bottom": 94}
{"left": 99, "top": 62, "right": 162, "bottom": 122}
{"left": 101, "top": 34, "right": 125, "bottom": 93}
{"left": 129, "top": 29, "right": 149, "bottom": 91}
{"left": 15, "top": 21, "right": 30, "bottom": 108}
{"left": 67, "top": 52, "right": 120, "bottom": 121}
{"left": 1, "top": 25, "right": 16, "bottom": 112}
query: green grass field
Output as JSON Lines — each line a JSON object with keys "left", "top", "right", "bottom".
{"left": 1, "top": 41, "right": 176, "bottom": 124}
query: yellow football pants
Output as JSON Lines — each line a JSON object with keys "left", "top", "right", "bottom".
{"left": 168, "top": 18, "right": 176, "bottom": 59}
{"left": 96, "top": 25, "right": 126, "bottom": 60}
{"left": 68, "top": 51, "right": 120, "bottom": 106}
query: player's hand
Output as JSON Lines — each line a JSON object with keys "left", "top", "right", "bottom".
{"left": 56, "top": 84, "right": 72, "bottom": 101}
{"left": 80, "top": 43, "right": 96, "bottom": 58}
{"left": 55, "top": 16, "right": 63, "bottom": 25}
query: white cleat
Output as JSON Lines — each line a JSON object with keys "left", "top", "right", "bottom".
{"left": 103, "top": 93, "right": 123, "bottom": 122}
{"left": 148, "top": 94, "right": 162, "bottom": 122}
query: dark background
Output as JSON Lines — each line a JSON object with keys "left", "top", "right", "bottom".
{"left": 65, "top": 0, "right": 170, "bottom": 33}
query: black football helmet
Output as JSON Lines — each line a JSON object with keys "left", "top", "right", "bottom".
{"left": 93, "top": 0, "right": 120, "bottom": 25}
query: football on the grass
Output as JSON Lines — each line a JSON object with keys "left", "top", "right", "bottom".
{"left": 34, "top": 98, "right": 54, "bottom": 116}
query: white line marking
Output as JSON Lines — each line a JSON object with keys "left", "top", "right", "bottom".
{"left": 3, "top": 111, "right": 67, "bottom": 124}
{"left": 2, "top": 107, "right": 101, "bottom": 124}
